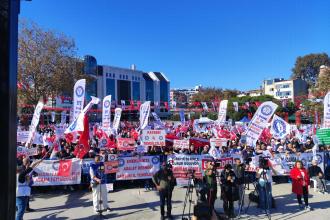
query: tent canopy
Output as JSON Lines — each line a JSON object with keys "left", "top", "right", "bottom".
{"left": 239, "top": 116, "right": 250, "bottom": 123}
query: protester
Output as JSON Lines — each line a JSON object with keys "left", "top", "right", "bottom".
{"left": 308, "top": 160, "right": 327, "bottom": 194}
{"left": 152, "top": 162, "right": 176, "bottom": 220}
{"left": 203, "top": 161, "right": 217, "bottom": 211}
{"left": 220, "top": 164, "right": 238, "bottom": 218}
{"left": 290, "top": 161, "right": 312, "bottom": 210}
{"left": 233, "top": 158, "right": 245, "bottom": 210}
{"left": 89, "top": 154, "right": 111, "bottom": 214}
{"left": 16, "top": 158, "right": 43, "bottom": 220}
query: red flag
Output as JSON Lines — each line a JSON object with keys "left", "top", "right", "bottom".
{"left": 57, "top": 159, "right": 72, "bottom": 177}
{"left": 164, "top": 102, "right": 169, "bottom": 110}
{"left": 74, "top": 116, "right": 90, "bottom": 159}
{"left": 255, "top": 102, "right": 261, "bottom": 107}
{"left": 130, "top": 100, "right": 134, "bottom": 110}
{"left": 137, "top": 101, "right": 141, "bottom": 110}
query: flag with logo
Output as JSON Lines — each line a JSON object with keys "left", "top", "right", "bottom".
{"left": 218, "top": 100, "right": 228, "bottom": 123}
{"left": 323, "top": 91, "right": 330, "bottom": 128}
{"left": 102, "top": 95, "right": 112, "bottom": 135}
{"left": 233, "top": 102, "right": 238, "bottom": 112}
{"left": 139, "top": 101, "right": 151, "bottom": 130}
{"left": 179, "top": 110, "right": 185, "bottom": 124}
{"left": 270, "top": 114, "right": 291, "bottom": 139}
{"left": 72, "top": 79, "right": 86, "bottom": 122}
{"left": 201, "top": 102, "right": 208, "bottom": 111}
{"left": 65, "top": 96, "right": 100, "bottom": 134}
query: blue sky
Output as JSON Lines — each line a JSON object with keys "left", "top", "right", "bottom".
{"left": 20, "top": 0, "right": 330, "bottom": 91}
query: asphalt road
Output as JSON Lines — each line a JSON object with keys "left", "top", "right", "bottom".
{"left": 25, "top": 183, "right": 330, "bottom": 220}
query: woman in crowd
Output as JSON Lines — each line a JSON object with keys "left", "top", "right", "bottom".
{"left": 290, "top": 161, "right": 312, "bottom": 210}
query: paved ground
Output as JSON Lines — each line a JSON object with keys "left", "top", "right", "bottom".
{"left": 25, "top": 183, "right": 330, "bottom": 220}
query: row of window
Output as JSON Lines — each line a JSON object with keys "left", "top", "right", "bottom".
{"left": 105, "top": 73, "right": 141, "bottom": 81}
{"left": 275, "top": 91, "right": 291, "bottom": 97}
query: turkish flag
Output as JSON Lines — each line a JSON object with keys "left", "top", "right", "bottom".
{"left": 164, "top": 102, "right": 169, "bottom": 110}
{"left": 73, "top": 116, "right": 90, "bottom": 159}
{"left": 57, "top": 159, "right": 72, "bottom": 177}
{"left": 130, "top": 100, "right": 135, "bottom": 110}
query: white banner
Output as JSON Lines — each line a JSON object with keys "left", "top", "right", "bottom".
{"left": 17, "top": 131, "right": 30, "bottom": 143}
{"left": 218, "top": 100, "right": 228, "bottom": 123}
{"left": 112, "top": 108, "right": 122, "bottom": 132}
{"left": 323, "top": 91, "right": 330, "bottom": 128}
{"left": 245, "top": 101, "right": 278, "bottom": 146}
{"left": 167, "top": 154, "right": 211, "bottom": 186}
{"left": 51, "top": 111, "right": 56, "bottom": 123}
{"left": 233, "top": 102, "right": 239, "bottom": 112}
{"left": 33, "top": 159, "right": 82, "bottom": 186}
{"left": 139, "top": 101, "right": 151, "bottom": 130}
{"left": 141, "top": 130, "right": 166, "bottom": 146}
{"left": 17, "top": 146, "right": 38, "bottom": 157}
{"left": 116, "top": 156, "right": 160, "bottom": 180}
{"left": 33, "top": 132, "right": 44, "bottom": 145}
{"left": 270, "top": 114, "right": 290, "bottom": 139}
{"left": 72, "top": 79, "right": 86, "bottom": 122}
{"left": 173, "top": 139, "right": 190, "bottom": 149}
{"left": 102, "top": 95, "right": 112, "bottom": 135}
{"left": 61, "top": 111, "right": 67, "bottom": 124}
{"left": 210, "top": 138, "right": 227, "bottom": 147}
{"left": 65, "top": 96, "right": 100, "bottom": 134}
{"left": 25, "top": 101, "right": 44, "bottom": 147}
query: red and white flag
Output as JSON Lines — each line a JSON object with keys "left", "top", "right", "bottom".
{"left": 57, "top": 159, "right": 72, "bottom": 177}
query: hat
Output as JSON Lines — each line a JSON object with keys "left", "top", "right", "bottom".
{"left": 267, "top": 146, "right": 272, "bottom": 150}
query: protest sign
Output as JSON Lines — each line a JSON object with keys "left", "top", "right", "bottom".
{"left": 117, "top": 138, "right": 136, "bottom": 151}
{"left": 17, "top": 146, "right": 38, "bottom": 158}
{"left": 33, "top": 158, "right": 81, "bottom": 186}
{"left": 210, "top": 138, "right": 227, "bottom": 147}
{"left": 316, "top": 128, "right": 330, "bottom": 145}
{"left": 173, "top": 139, "right": 190, "bottom": 149}
{"left": 245, "top": 101, "right": 278, "bottom": 146}
{"left": 167, "top": 154, "right": 211, "bottom": 186}
{"left": 116, "top": 156, "right": 160, "bottom": 180}
{"left": 104, "top": 160, "right": 119, "bottom": 174}
{"left": 141, "top": 130, "right": 166, "bottom": 146}
{"left": 17, "top": 131, "right": 30, "bottom": 143}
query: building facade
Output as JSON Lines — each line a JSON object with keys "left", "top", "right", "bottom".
{"left": 262, "top": 78, "right": 308, "bottom": 101}
{"left": 170, "top": 85, "right": 201, "bottom": 104}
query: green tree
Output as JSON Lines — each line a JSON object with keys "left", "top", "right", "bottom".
{"left": 291, "top": 53, "right": 330, "bottom": 86}
{"left": 317, "top": 67, "right": 330, "bottom": 94}
{"left": 191, "top": 87, "right": 239, "bottom": 102}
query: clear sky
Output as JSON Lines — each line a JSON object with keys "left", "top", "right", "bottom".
{"left": 20, "top": 0, "right": 330, "bottom": 91}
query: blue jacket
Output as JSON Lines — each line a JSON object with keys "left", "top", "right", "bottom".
{"left": 90, "top": 162, "right": 107, "bottom": 184}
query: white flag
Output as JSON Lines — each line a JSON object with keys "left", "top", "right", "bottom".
{"left": 72, "top": 79, "right": 86, "bottom": 122}
{"left": 218, "top": 100, "right": 228, "bottom": 123}
{"left": 323, "top": 91, "right": 330, "bottom": 128}
{"left": 201, "top": 102, "right": 208, "bottom": 111}
{"left": 121, "top": 100, "right": 126, "bottom": 110}
{"left": 270, "top": 114, "right": 291, "bottom": 139}
{"left": 51, "top": 111, "right": 56, "bottom": 123}
{"left": 61, "top": 111, "right": 67, "bottom": 124}
{"left": 65, "top": 96, "right": 100, "bottom": 134}
{"left": 102, "top": 95, "right": 112, "bottom": 135}
{"left": 33, "top": 132, "right": 44, "bottom": 145}
{"left": 112, "top": 108, "right": 122, "bottom": 132}
{"left": 233, "top": 102, "right": 239, "bottom": 112}
{"left": 25, "top": 101, "right": 44, "bottom": 147}
{"left": 245, "top": 101, "right": 278, "bottom": 146}
{"left": 139, "top": 101, "right": 151, "bottom": 130}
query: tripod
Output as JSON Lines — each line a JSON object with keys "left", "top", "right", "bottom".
{"left": 245, "top": 169, "right": 271, "bottom": 220}
{"left": 182, "top": 173, "right": 196, "bottom": 220}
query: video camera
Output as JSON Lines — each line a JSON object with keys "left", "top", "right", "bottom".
{"left": 259, "top": 156, "right": 270, "bottom": 170}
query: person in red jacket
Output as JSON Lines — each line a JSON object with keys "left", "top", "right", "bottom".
{"left": 290, "top": 161, "right": 312, "bottom": 210}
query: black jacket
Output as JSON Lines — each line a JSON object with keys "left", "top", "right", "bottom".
{"left": 308, "top": 165, "right": 323, "bottom": 178}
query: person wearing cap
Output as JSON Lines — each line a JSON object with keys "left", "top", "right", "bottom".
{"left": 90, "top": 154, "right": 111, "bottom": 214}
{"left": 152, "top": 162, "right": 176, "bottom": 220}
{"left": 308, "top": 160, "right": 327, "bottom": 194}
{"left": 220, "top": 164, "right": 238, "bottom": 218}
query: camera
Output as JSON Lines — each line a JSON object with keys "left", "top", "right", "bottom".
{"left": 259, "top": 156, "right": 270, "bottom": 170}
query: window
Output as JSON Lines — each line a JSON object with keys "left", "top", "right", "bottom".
{"left": 132, "top": 82, "right": 140, "bottom": 100}
{"left": 106, "top": 78, "right": 115, "bottom": 97}
{"left": 160, "top": 81, "right": 169, "bottom": 102}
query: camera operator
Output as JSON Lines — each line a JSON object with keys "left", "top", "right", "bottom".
{"left": 152, "top": 162, "right": 176, "bottom": 220}
{"left": 256, "top": 157, "right": 276, "bottom": 210}
{"left": 220, "top": 164, "right": 238, "bottom": 218}
{"left": 233, "top": 158, "right": 245, "bottom": 209}
{"left": 203, "top": 161, "right": 217, "bottom": 211}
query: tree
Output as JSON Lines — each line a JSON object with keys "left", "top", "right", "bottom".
{"left": 191, "top": 87, "right": 239, "bottom": 102}
{"left": 291, "top": 53, "right": 330, "bottom": 86}
{"left": 317, "top": 67, "right": 330, "bottom": 94}
{"left": 18, "top": 20, "right": 89, "bottom": 105}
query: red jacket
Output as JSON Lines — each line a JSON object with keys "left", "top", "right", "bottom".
{"left": 290, "top": 167, "right": 310, "bottom": 195}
